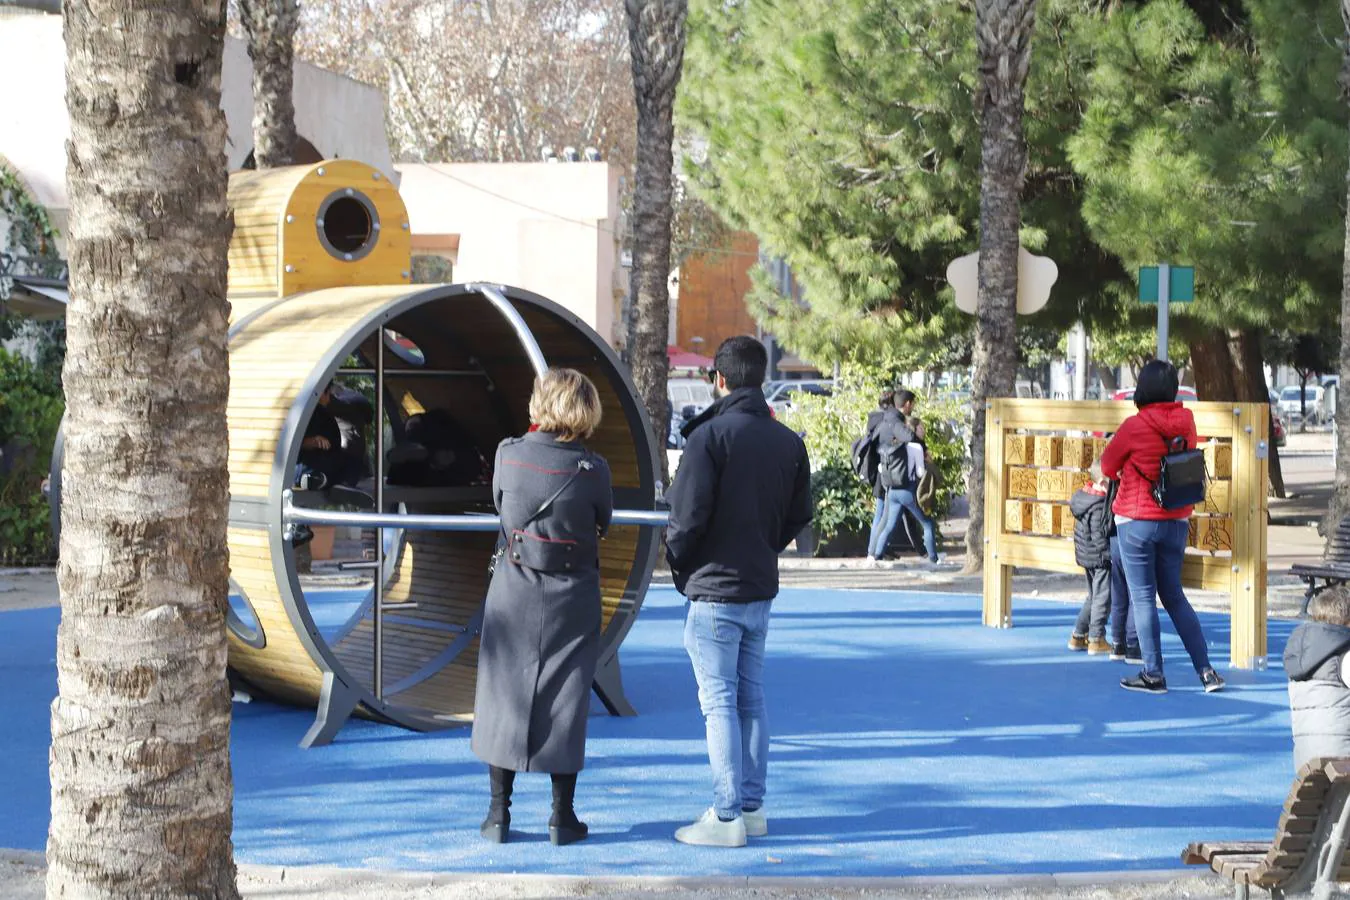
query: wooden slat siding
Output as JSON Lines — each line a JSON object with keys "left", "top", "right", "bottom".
{"left": 226, "top": 285, "right": 416, "bottom": 498}
{"left": 279, "top": 161, "right": 411, "bottom": 297}
{"left": 226, "top": 527, "right": 324, "bottom": 704}
{"left": 226, "top": 166, "right": 310, "bottom": 301}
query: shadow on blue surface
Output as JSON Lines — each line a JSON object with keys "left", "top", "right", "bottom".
{"left": 3, "top": 586, "right": 1297, "bottom": 877}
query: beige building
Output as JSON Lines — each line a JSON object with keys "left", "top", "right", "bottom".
{"left": 0, "top": 11, "right": 392, "bottom": 258}
{"left": 396, "top": 162, "right": 625, "bottom": 348}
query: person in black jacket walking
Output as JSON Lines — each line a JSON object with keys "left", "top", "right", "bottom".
{"left": 1068, "top": 464, "right": 1113, "bottom": 655}
{"left": 666, "top": 336, "right": 812, "bottom": 848}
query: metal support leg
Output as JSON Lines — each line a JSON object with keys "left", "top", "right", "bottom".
{"left": 300, "top": 671, "right": 360, "bottom": 748}
{"left": 592, "top": 652, "right": 637, "bottom": 717}
{"left": 1312, "top": 785, "right": 1350, "bottom": 900}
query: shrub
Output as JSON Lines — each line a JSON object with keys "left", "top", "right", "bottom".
{"left": 0, "top": 345, "right": 63, "bottom": 565}
{"left": 783, "top": 363, "right": 969, "bottom": 545}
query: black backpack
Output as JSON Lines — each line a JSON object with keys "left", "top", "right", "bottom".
{"left": 875, "top": 419, "right": 912, "bottom": 491}
{"left": 1149, "top": 435, "right": 1207, "bottom": 510}
{"left": 850, "top": 431, "right": 878, "bottom": 485}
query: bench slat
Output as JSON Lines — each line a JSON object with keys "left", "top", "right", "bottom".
{"left": 1292, "top": 565, "right": 1350, "bottom": 580}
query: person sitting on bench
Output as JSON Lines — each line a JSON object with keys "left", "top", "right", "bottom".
{"left": 295, "top": 384, "right": 363, "bottom": 491}
{"left": 1286, "top": 584, "right": 1350, "bottom": 771}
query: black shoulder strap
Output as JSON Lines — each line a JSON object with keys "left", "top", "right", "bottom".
{"left": 522, "top": 455, "right": 592, "bottom": 527}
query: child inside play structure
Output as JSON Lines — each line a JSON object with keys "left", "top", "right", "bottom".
{"left": 1285, "top": 584, "right": 1350, "bottom": 771}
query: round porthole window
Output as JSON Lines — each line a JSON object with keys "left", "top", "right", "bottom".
{"left": 227, "top": 577, "right": 267, "bottom": 650}
{"left": 316, "top": 189, "right": 380, "bottom": 262}
{"left": 384, "top": 329, "right": 426, "bottom": 366}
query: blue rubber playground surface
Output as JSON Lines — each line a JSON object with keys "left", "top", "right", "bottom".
{"left": 0, "top": 585, "right": 1297, "bottom": 877}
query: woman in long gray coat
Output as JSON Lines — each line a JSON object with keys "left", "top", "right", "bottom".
{"left": 472, "top": 368, "right": 613, "bottom": 846}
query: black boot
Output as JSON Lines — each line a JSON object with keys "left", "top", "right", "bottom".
{"left": 549, "top": 772, "right": 588, "bottom": 845}
{"left": 481, "top": 766, "right": 515, "bottom": 843}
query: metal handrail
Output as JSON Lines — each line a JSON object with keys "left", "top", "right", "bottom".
{"left": 282, "top": 492, "right": 669, "bottom": 531}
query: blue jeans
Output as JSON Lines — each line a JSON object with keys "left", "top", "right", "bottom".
{"left": 1108, "top": 537, "right": 1137, "bottom": 649}
{"left": 1116, "top": 519, "right": 1213, "bottom": 680}
{"left": 684, "top": 599, "right": 772, "bottom": 820}
{"left": 867, "top": 490, "right": 937, "bottom": 561}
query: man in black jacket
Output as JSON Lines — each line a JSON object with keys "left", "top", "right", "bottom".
{"left": 666, "top": 336, "right": 812, "bottom": 848}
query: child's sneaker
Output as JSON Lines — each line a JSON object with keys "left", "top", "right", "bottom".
{"left": 1067, "top": 634, "right": 1088, "bottom": 652}
{"left": 1201, "top": 668, "right": 1226, "bottom": 693}
{"left": 1109, "top": 642, "right": 1128, "bottom": 661}
{"left": 1086, "top": 637, "right": 1112, "bottom": 655}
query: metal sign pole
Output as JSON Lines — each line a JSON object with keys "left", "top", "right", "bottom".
{"left": 1157, "top": 263, "right": 1171, "bottom": 363}
{"left": 374, "top": 332, "right": 385, "bottom": 700}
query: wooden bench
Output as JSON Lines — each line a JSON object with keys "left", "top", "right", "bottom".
{"left": 1291, "top": 517, "right": 1350, "bottom": 617}
{"left": 1183, "top": 758, "right": 1350, "bottom": 899}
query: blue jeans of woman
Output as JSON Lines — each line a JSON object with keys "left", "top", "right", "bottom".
{"left": 1116, "top": 519, "right": 1213, "bottom": 680}
{"left": 683, "top": 599, "right": 773, "bottom": 820}
{"left": 867, "top": 489, "right": 937, "bottom": 562}
{"left": 1108, "top": 536, "right": 1137, "bottom": 649}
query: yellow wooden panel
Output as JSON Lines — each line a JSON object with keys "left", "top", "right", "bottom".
{"left": 1033, "top": 436, "right": 1063, "bottom": 467}
{"left": 1202, "top": 479, "right": 1232, "bottom": 515}
{"left": 1058, "top": 507, "right": 1077, "bottom": 539}
{"left": 1004, "top": 435, "right": 1034, "bottom": 466}
{"left": 1005, "top": 500, "right": 1032, "bottom": 533}
{"left": 1030, "top": 503, "right": 1062, "bottom": 536}
{"left": 1205, "top": 441, "right": 1233, "bottom": 479}
{"left": 1189, "top": 516, "right": 1234, "bottom": 552}
{"left": 1008, "top": 467, "right": 1039, "bottom": 500}
{"left": 1062, "top": 437, "right": 1095, "bottom": 470}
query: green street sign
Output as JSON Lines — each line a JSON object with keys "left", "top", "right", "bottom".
{"left": 1138, "top": 265, "right": 1195, "bottom": 303}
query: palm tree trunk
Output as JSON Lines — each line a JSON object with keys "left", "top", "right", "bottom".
{"left": 965, "top": 0, "right": 1038, "bottom": 573}
{"left": 240, "top": 0, "right": 298, "bottom": 168}
{"left": 1331, "top": 118, "right": 1350, "bottom": 536}
{"left": 625, "top": 0, "right": 687, "bottom": 486}
{"left": 50, "top": 0, "right": 239, "bottom": 895}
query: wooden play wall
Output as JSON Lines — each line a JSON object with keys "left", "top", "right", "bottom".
{"left": 982, "top": 400, "right": 1270, "bottom": 669}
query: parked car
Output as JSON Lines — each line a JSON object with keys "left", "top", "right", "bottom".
{"left": 1110, "top": 386, "right": 1199, "bottom": 403}
{"left": 667, "top": 378, "right": 716, "bottom": 449}
{"left": 763, "top": 379, "right": 833, "bottom": 416}
{"left": 1278, "top": 385, "right": 1326, "bottom": 426}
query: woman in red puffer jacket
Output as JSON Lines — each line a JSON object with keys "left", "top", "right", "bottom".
{"left": 1101, "top": 360, "right": 1224, "bottom": 696}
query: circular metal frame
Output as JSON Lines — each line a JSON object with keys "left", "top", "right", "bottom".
{"left": 227, "top": 577, "right": 267, "bottom": 649}
{"left": 262, "top": 283, "right": 661, "bottom": 731}
{"left": 315, "top": 188, "right": 381, "bottom": 263}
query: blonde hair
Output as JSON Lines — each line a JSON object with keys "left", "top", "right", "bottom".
{"left": 1310, "top": 585, "right": 1350, "bottom": 628}
{"left": 529, "top": 368, "right": 603, "bottom": 442}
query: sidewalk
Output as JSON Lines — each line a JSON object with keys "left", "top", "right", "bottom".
{"left": 0, "top": 849, "right": 1242, "bottom": 899}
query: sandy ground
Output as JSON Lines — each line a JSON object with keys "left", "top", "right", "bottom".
{"left": 0, "top": 849, "right": 1257, "bottom": 899}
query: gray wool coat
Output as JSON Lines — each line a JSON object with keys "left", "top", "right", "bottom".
{"left": 1286, "top": 620, "right": 1350, "bottom": 772}
{"left": 470, "top": 430, "right": 613, "bottom": 774}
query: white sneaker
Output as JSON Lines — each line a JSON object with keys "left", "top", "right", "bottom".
{"left": 674, "top": 808, "right": 747, "bottom": 847}
{"left": 743, "top": 808, "right": 767, "bottom": 837}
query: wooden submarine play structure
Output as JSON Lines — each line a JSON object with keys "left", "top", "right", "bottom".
{"left": 52, "top": 160, "right": 668, "bottom": 747}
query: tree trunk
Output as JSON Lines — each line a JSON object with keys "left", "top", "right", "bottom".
{"left": 625, "top": 0, "right": 686, "bottom": 486}
{"left": 1229, "top": 328, "right": 1286, "bottom": 499}
{"left": 1189, "top": 328, "right": 1238, "bottom": 401}
{"left": 50, "top": 0, "right": 238, "bottom": 895}
{"left": 965, "top": 0, "right": 1038, "bottom": 573}
{"left": 240, "top": 0, "right": 298, "bottom": 169}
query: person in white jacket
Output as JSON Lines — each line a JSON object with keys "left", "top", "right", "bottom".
{"left": 1286, "top": 585, "right": 1350, "bottom": 771}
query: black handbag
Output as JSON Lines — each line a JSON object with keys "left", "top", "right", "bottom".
{"left": 1148, "top": 435, "right": 1207, "bottom": 511}
{"left": 487, "top": 456, "right": 592, "bottom": 577}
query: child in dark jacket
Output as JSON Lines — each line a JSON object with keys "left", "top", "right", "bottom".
{"left": 1068, "top": 464, "right": 1113, "bottom": 655}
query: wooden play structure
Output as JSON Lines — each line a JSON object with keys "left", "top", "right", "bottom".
{"left": 981, "top": 399, "right": 1270, "bottom": 669}
{"left": 51, "top": 160, "right": 667, "bottom": 746}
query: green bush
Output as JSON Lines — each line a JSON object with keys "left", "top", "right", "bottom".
{"left": 0, "top": 345, "right": 63, "bottom": 565}
{"left": 783, "top": 363, "right": 969, "bottom": 547}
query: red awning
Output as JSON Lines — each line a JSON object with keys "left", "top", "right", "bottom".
{"left": 667, "top": 345, "right": 713, "bottom": 370}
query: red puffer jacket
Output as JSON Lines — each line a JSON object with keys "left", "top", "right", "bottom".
{"left": 1100, "top": 402, "right": 1199, "bottom": 521}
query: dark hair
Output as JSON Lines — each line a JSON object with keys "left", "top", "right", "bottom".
{"left": 895, "top": 389, "right": 917, "bottom": 410}
{"left": 1133, "top": 360, "right": 1180, "bottom": 408}
{"left": 713, "top": 336, "right": 768, "bottom": 390}
{"left": 879, "top": 389, "right": 896, "bottom": 409}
